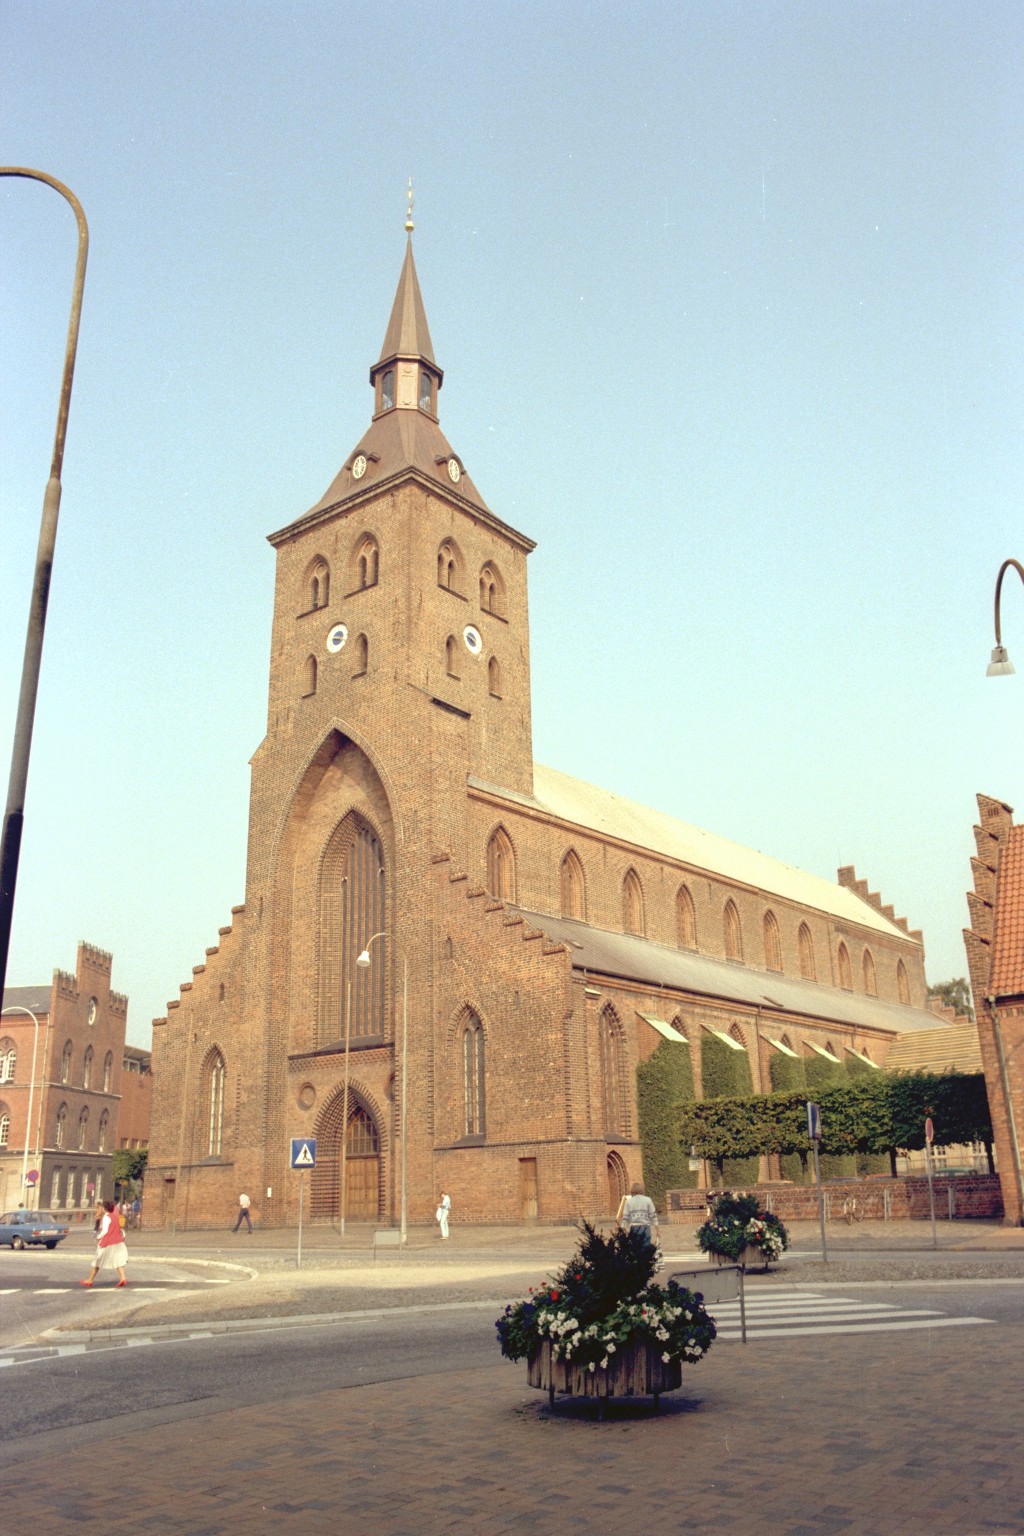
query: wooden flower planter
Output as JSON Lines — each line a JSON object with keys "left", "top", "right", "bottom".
{"left": 527, "top": 1337, "right": 682, "bottom": 1414}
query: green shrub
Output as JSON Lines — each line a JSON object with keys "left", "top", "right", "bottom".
{"left": 637, "top": 1039, "right": 696, "bottom": 1206}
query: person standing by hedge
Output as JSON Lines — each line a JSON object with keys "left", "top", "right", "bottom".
{"left": 622, "top": 1182, "right": 659, "bottom": 1247}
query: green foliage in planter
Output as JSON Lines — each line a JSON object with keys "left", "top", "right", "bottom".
{"left": 696, "top": 1192, "right": 789, "bottom": 1265}
{"left": 495, "top": 1222, "right": 716, "bottom": 1373}
{"left": 637, "top": 1039, "right": 696, "bottom": 1206}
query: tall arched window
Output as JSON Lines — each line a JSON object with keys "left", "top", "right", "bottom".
{"left": 676, "top": 885, "right": 697, "bottom": 949}
{"left": 463, "top": 1014, "right": 486, "bottom": 1136}
{"left": 445, "top": 635, "right": 459, "bottom": 678}
{"left": 763, "top": 910, "right": 782, "bottom": 971}
{"left": 83, "top": 1045, "right": 94, "bottom": 1090}
{"left": 303, "top": 655, "right": 318, "bottom": 696}
{"left": 103, "top": 1051, "right": 113, "bottom": 1093}
{"left": 0, "top": 1110, "right": 9, "bottom": 1146}
{"left": 724, "top": 900, "right": 743, "bottom": 961}
{"left": 207, "top": 1050, "right": 226, "bottom": 1156}
{"left": 77, "top": 1107, "right": 89, "bottom": 1150}
{"left": 862, "top": 948, "right": 877, "bottom": 996}
{"left": 487, "top": 656, "right": 502, "bottom": 697}
{"left": 61, "top": 1040, "right": 73, "bottom": 1085}
{"left": 622, "top": 868, "right": 645, "bottom": 936}
{"left": 318, "top": 817, "right": 386, "bottom": 1045}
{"left": 837, "top": 942, "right": 853, "bottom": 991}
{"left": 798, "top": 923, "right": 816, "bottom": 980}
{"left": 560, "top": 849, "right": 586, "bottom": 920}
{"left": 55, "top": 1104, "right": 67, "bottom": 1149}
{"left": 98, "top": 1110, "right": 109, "bottom": 1153}
{"left": 0, "top": 1040, "right": 15, "bottom": 1082}
{"left": 897, "top": 958, "right": 911, "bottom": 1005}
{"left": 486, "top": 827, "right": 516, "bottom": 901}
{"left": 600, "top": 1006, "right": 627, "bottom": 1136}
{"left": 354, "top": 633, "right": 369, "bottom": 675}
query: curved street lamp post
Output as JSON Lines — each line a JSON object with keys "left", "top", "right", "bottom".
{"left": 986, "top": 557, "right": 1023, "bottom": 677}
{"left": 0, "top": 168, "right": 89, "bottom": 1004}
{"left": 355, "top": 932, "right": 408, "bottom": 1243}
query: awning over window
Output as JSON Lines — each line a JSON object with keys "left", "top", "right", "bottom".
{"left": 805, "top": 1040, "right": 841, "bottom": 1063}
{"left": 765, "top": 1035, "right": 799, "bottom": 1058}
{"left": 844, "top": 1045, "right": 879, "bottom": 1068}
{"left": 701, "top": 1025, "right": 745, "bottom": 1051}
{"left": 637, "top": 1013, "right": 688, "bottom": 1044}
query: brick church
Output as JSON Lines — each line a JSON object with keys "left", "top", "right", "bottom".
{"left": 148, "top": 221, "right": 945, "bottom": 1229}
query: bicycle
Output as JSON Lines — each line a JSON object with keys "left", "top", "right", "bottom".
{"left": 842, "top": 1195, "right": 864, "bottom": 1224}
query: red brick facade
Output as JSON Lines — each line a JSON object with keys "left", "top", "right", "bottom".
{"left": 964, "top": 795, "right": 1024, "bottom": 1225}
{"left": 0, "top": 944, "right": 135, "bottom": 1213}
{"left": 146, "top": 237, "right": 946, "bottom": 1230}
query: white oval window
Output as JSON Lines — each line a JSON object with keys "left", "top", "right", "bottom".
{"left": 464, "top": 625, "right": 482, "bottom": 656}
{"left": 326, "top": 623, "right": 349, "bottom": 653}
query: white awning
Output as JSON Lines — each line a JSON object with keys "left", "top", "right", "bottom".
{"left": 701, "top": 1025, "right": 745, "bottom": 1051}
{"left": 765, "top": 1035, "right": 799, "bottom": 1058}
{"left": 845, "top": 1045, "right": 880, "bottom": 1068}
{"left": 637, "top": 1012, "right": 688, "bottom": 1044}
{"left": 806, "top": 1040, "right": 841, "bottom": 1063}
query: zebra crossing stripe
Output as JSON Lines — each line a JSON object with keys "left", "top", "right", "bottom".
{"left": 706, "top": 1288, "right": 993, "bottom": 1341}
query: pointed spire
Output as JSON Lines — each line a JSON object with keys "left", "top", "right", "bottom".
{"left": 374, "top": 236, "right": 438, "bottom": 372}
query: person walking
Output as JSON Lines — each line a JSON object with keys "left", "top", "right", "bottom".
{"left": 80, "top": 1199, "right": 128, "bottom": 1288}
{"left": 436, "top": 1190, "right": 451, "bottom": 1239}
{"left": 232, "top": 1193, "right": 253, "bottom": 1233}
{"left": 621, "top": 1182, "right": 659, "bottom": 1249}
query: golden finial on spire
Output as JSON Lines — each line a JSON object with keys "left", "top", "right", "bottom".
{"left": 405, "top": 177, "right": 415, "bottom": 233}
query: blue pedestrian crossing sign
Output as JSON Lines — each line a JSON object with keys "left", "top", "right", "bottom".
{"left": 290, "top": 1138, "right": 317, "bottom": 1169}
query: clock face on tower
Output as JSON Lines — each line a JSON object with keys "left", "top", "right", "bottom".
{"left": 352, "top": 454, "right": 367, "bottom": 480}
{"left": 447, "top": 457, "right": 461, "bottom": 484}
{"left": 87, "top": 997, "right": 97, "bottom": 1025}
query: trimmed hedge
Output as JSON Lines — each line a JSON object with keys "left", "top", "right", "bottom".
{"left": 637, "top": 1039, "right": 696, "bottom": 1206}
{"left": 700, "top": 1032, "right": 759, "bottom": 1189}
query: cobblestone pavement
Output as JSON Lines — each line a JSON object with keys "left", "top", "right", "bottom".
{"left": 4, "top": 1220, "right": 1022, "bottom": 1534}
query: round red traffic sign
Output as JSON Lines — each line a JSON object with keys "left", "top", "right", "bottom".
{"left": 26, "top": 1169, "right": 39, "bottom": 1184}
{"left": 924, "top": 1117, "right": 934, "bottom": 1145}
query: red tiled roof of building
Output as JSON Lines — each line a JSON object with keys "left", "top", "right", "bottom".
{"left": 990, "top": 823, "right": 1024, "bottom": 997}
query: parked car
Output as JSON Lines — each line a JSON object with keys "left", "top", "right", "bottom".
{"left": 0, "top": 1210, "right": 71, "bottom": 1250}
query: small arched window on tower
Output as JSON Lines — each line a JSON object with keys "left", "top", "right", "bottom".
{"left": 479, "top": 562, "right": 506, "bottom": 618}
{"left": 463, "top": 1014, "right": 486, "bottom": 1137}
{"left": 103, "top": 1051, "right": 113, "bottom": 1093}
{"left": 419, "top": 368, "right": 433, "bottom": 412}
{"left": 862, "top": 948, "right": 877, "bottom": 996}
{"left": 763, "top": 910, "right": 782, "bottom": 971}
{"left": 798, "top": 922, "right": 816, "bottom": 980}
{"left": 61, "top": 1040, "right": 73, "bottom": 1085}
{"left": 896, "top": 958, "right": 911, "bottom": 1005}
{"left": 622, "top": 868, "right": 645, "bottom": 937}
{"left": 353, "top": 633, "right": 369, "bottom": 676}
{"left": 354, "top": 536, "right": 379, "bottom": 590}
{"left": 381, "top": 369, "right": 395, "bottom": 411}
{"left": 724, "top": 900, "right": 743, "bottom": 961}
{"left": 486, "top": 827, "right": 516, "bottom": 901}
{"left": 560, "top": 849, "right": 586, "bottom": 921}
{"left": 488, "top": 656, "right": 502, "bottom": 697}
{"left": 446, "top": 636, "right": 459, "bottom": 678}
{"left": 303, "top": 655, "right": 318, "bottom": 698}
{"left": 676, "top": 884, "right": 697, "bottom": 949}
{"left": 307, "top": 559, "right": 330, "bottom": 613}
{"left": 837, "top": 942, "right": 853, "bottom": 991}
{"left": 437, "top": 540, "right": 462, "bottom": 592}
{"left": 82, "top": 1046, "right": 93, "bottom": 1090}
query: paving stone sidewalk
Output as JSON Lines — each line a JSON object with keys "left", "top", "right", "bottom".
{"left": 11, "top": 1303, "right": 1024, "bottom": 1536}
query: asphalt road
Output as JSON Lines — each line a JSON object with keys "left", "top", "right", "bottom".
{"left": 2, "top": 1272, "right": 1020, "bottom": 1471}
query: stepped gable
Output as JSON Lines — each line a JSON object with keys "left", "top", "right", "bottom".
{"left": 836, "top": 866, "right": 922, "bottom": 943}
{"left": 963, "top": 794, "right": 1015, "bottom": 1004}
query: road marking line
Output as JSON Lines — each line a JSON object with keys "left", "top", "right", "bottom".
{"left": 715, "top": 1315, "right": 993, "bottom": 1339}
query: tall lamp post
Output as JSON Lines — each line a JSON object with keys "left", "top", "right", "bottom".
{"left": 0, "top": 168, "right": 89, "bottom": 1004}
{"left": 1, "top": 1004, "right": 42, "bottom": 1207}
{"left": 986, "top": 557, "right": 1023, "bottom": 676}
{"left": 356, "top": 932, "right": 408, "bottom": 1243}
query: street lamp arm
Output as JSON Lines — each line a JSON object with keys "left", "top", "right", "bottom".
{"left": 356, "top": 931, "right": 387, "bottom": 966}
{"left": 993, "top": 558, "right": 1024, "bottom": 649}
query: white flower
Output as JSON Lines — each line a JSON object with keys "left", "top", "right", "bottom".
{"left": 588, "top": 1362, "right": 596, "bottom": 1373}
{"left": 600, "top": 1357, "right": 609, "bottom": 1369}
{"left": 662, "top": 1352, "right": 671, "bottom": 1363}
{"left": 606, "top": 1342, "right": 616, "bottom": 1354}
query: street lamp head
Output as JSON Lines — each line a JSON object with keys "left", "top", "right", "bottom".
{"left": 356, "top": 949, "right": 371, "bottom": 968}
{"left": 986, "top": 644, "right": 1015, "bottom": 678}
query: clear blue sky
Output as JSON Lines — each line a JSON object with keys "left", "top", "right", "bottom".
{"left": 2, "top": 1, "right": 1021, "bottom": 1046}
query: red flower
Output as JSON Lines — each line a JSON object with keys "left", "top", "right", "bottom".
{"left": 550, "top": 1290, "right": 559, "bottom": 1301}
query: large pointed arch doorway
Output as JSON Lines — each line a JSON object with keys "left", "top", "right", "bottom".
{"left": 311, "top": 1093, "right": 382, "bottom": 1222}
{"left": 607, "top": 1150, "right": 628, "bottom": 1215}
